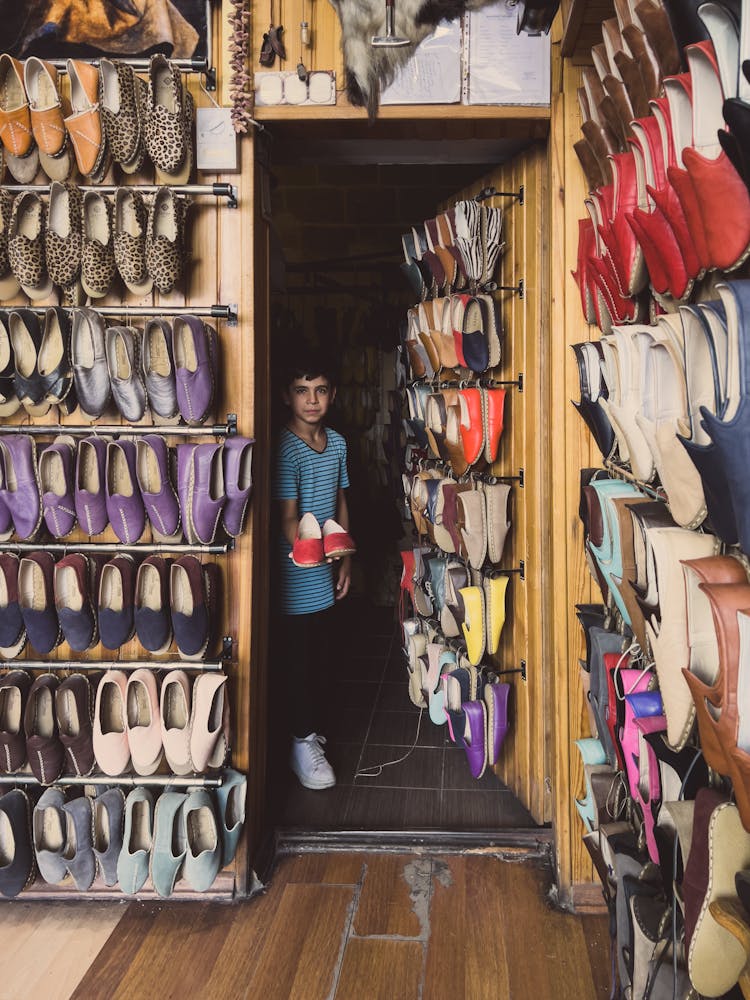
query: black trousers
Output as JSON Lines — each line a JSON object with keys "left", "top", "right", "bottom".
{"left": 276, "top": 606, "right": 333, "bottom": 739}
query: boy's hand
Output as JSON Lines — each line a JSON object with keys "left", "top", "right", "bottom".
{"left": 334, "top": 556, "right": 351, "bottom": 600}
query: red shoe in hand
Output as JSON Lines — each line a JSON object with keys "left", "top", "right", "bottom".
{"left": 322, "top": 519, "right": 356, "bottom": 559}
{"left": 292, "top": 513, "right": 325, "bottom": 567}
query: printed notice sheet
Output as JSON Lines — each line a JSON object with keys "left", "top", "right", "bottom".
{"left": 381, "top": 19, "right": 462, "bottom": 105}
{"left": 465, "top": 3, "right": 550, "bottom": 105}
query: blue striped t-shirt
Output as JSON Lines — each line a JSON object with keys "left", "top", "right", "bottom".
{"left": 273, "top": 427, "right": 350, "bottom": 615}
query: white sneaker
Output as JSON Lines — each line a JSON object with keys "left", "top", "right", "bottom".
{"left": 290, "top": 733, "right": 336, "bottom": 790}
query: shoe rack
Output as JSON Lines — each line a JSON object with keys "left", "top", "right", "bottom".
{"left": 549, "top": 4, "right": 750, "bottom": 994}
{"left": 398, "top": 145, "right": 552, "bottom": 825}
{"left": 0, "top": 1, "right": 258, "bottom": 901}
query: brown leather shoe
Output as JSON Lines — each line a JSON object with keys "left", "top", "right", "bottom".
{"left": 23, "top": 57, "right": 72, "bottom": 182}
{"left": 24, "top": 673, "right": 64, "bottom": 784}
{"left": 0, "top": 54, "right": 39, "bottom": 182}
{"left": 65, "top": 60, "right": 108, "bottom": 181}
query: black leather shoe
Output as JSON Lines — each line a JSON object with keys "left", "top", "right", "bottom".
{"left": 38, "top": 307, "right": 77, "bottom": 415}
{"left": 0, "top": 789, "right": 34, "bottom": 896}
{"left": 8, "top": 308, "right": 49, "bottom": 416}
{"left": 0, "top": 312, "right": 20, "bottom": 417}
{"left": 721, "top": 99, "right": 750, "bottom": 192}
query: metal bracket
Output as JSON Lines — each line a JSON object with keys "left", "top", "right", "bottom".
{"left": 221, "top": 636, "right": 234, "bottom": 661}
{"left": 222, "top": 304, "right": 239, "bottom": 326}
{"left": 204, "top": 65, "right": 217, "bottom": 91}
{"left": 519, "top": 468, "right": 525, "bottom": 488}
{"left": 518, "top": 372, "right": 524, "bottom": 393}
{"left": 474, "top": 185, "right": 525, "bottom": 205}
{"left": 487, "top": 375, "right": 523, "bottom": 390}
{"left": 496, "top": 278, "right": 524, "bottom": 299}
{"left": 520, "top": 559, "right": 525, "bottom": 580}
{"left": 227, "top": 413, "right": 238, "bottom": 436}
{"left": 217, "top": 183, "right": 238, "bottom": 209}
{"left": 495, "top": 661, "right": 527, "bottom": 682}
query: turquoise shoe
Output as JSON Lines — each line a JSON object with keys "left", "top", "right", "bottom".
{"left": 117, "top": 787, "right": 154, "bottom": 895}
{"left": 150, "top": 791, "right": 186, "bottom": 898}
{"left": 183, "top": 789, "right": 221, "bottom": 892}
{"left": 215, "top": 769, "right": 246, "bottom": 868}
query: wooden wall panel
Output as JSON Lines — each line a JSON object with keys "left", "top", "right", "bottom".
{"left": 548, "top": 25, "right": 600, "bottom": 902}
{"left": 440, "top": 145, "right": 550, "bottom": 823}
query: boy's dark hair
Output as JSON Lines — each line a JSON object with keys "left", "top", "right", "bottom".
{"left": 281, "top": 349, "right": 337, "bottom": 390}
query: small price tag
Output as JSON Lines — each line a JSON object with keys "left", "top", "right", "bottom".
{"left": 196, "top": 107, "right": 238, "bottom": 172}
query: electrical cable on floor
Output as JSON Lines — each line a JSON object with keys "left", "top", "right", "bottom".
{"left": 355, "top": 707, "right": 424, "bottom": 778}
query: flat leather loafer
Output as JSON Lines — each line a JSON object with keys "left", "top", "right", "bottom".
{"left": 183, "top": 789, "right": 221, "bottom": 892}
{"left": 24, "top": 673, "right": 64, "bottom": 784}
{"left": 92, "top": 787, "right": 125, "bottom": 887}
{"left": 177, "top": 441, "right": 225, "bottom": 546}
{"left": 0, "top": 55, "right": 40, "bottom": 183}
{"left": 460, "top": 699, "right": 488, "bottom": 779}
{"left": 105, "top": 326, "right": 147, "bottom": 423}
{"left": 160, "top": 670, "right": 192, "bottom": 775}
{"left": 141, "top": 318, "right": 177, "bottom": 420}
{"left": 0, "top": 789, "right": 34, "bottom": 897}
{"left": 0, "top": 434, "right": 42, "bottom": 540}
{"left": 98, "top": 554, "right": 136, "bottom": 650}
{"left": 45, "top": 181, "right": 83, "bottom": 294}
{"left": 54, "top": 553, "right": 97, "bottom": 652}
{"left": 8, "top": 308, "right": 49, "bottom": 416}
{"left": 33, "top": 787, "right": 67, "bottom": 885}
{"left": 0, "top": 309, "right": 20, "bottom": 416}
{"left": 222, "top": 436, "right": 254, "bottom": 538}
{"left": 114, "top": 187, "right": 153, "bottom": 296}
{"left": 136, "top": 435, "right": 180, "bottom": 541}
{"left": 172, "top": 316, "right": 217, "bottom": 426}
{"left": 75, "top": 435, "right": 108, "bottom": 536}
{"left": 56, "top": 672, "right": 95, "bottom": 777}
{"left": 106, "top": 439, "right": 145, "bottom": 545}
{"left": 117, "top": 787, "right": 154, "bottom": 895}
{"left": 190, "top": 673, "right": 229, "bottom": 772}
{"left": 0, "top": 555, "right": 26, "bottom": 659}
{"left": 134, "top": 555, "right": 172, "bottom": 654}
{"left": 93, "top": 669, "right": 129, "bottom": 776}
{"left": 150, "top": 790, "right": 187, "bottom": 898}
{"left": 39, "top": 435, "right": 77, "bottom": 538}
{"left": 170, "top": 555, "right": 219, "bottom": 661}
{"left": 126, "top": 668, "right": 163, "bottom": 777}
{"left": 7, "top": 192, "right": 53, "bottom": 301}
{"left": 19, "top": 552, "right": 60, "bottom": 656}
{"left": 0, "top": 668, "right": 31, "bottom": 771}
{"left": 81, "top": 191, "right": 116, "bottom": 298}
{"left": 61, "top": 794, "right": 96, "bottom": 892}
{"left": 100, "top": 59, "right": 147, "bottom": 174}
{"left": 215, "top": 768, "right": 246, "bottom": 867}
{"left": 38, "top": 307, "right": 76, "bottom": 414}
{"left": 71, "top": 308, "right": 111, "bottom": 419}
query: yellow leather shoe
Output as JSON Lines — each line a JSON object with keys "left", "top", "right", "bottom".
{"left": 459, "top": 586, "right": 485, "bottom": 666}
{"left": 483, "top": 575, "right": 509, "bottom": 656}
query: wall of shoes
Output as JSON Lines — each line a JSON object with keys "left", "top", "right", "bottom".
{"left": 0, "top": 9, "right": 256, "bottom": 901}
{"left": 561, "top": 0, "right": 750, "bottom": 995}
{"left": 396, "top": 149, "right": 553, "bottom": 824}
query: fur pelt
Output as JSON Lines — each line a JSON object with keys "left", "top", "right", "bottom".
{"left": 328, "top": 0, "right": 496, "bottom": 117}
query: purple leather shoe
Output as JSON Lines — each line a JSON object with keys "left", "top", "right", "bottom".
{"left": 460, "top": 700, "right": 488, "bottom": 779}
{"left": 484, "top": 682, "right": 510, "bottom": 767}
{"left": 75, "top": 436, "right": 108, "bottom": 536}
{"left": 173, "top": 316, "right": 217, "bottom": 426}
{"left": 222, "top": 436, "right": 254, "bottom": 538}
{"left": 177, "top": 442, "right": 225, "bottom": 544}
{"left": 106, "top": 439, "right": 145, "bottom": 544}
{"left": 136, "top": 435, "right": 180, "bottom": 540}
{"left": 142, "top": 319, "right": 178, "bottom": 421}
{"left": 0, "top": 434, "right": 42, "bottom": 540}
{"left": 39, "top": 434, "right": 77, "bottom": 538}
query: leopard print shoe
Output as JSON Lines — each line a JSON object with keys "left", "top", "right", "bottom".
{"left": 7, "top": 192, "right": 54, "bottom": 301}
{"left": 0, "top": 189, "right": 20, "bottom": 299}
{"left": 81, "top": 191, "right": 116, "bottom": 300}
{"left": 46, "top": 181, "right": 83, "bottom": 294}
{"left": 114, "top": 187, "right": 152, "bottom": 296}
{"left": 146, "top": 187, "right": 190, "bottom": 295}
{"left": 100, "top": 59, "right": 147, "bottom": 175}
{"left": 144, "top": 54, "right": 194, "bottom": 184}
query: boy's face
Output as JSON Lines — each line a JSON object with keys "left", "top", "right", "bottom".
{"left": 284, "top": 375, "right": 335, "bottom": 426}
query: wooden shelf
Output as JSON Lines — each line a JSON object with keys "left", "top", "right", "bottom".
{"left": 10, "top": 869, "right": 236, "bottom": 901}
{"left": 254, "top": 103, "right": 551, "bottom": 122}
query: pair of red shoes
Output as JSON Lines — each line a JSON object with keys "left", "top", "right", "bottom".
{"left": 292, "top": 512, "right": 356, "bottom": 568}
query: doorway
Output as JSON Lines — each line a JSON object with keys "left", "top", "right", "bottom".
{"left": 260, "top": 131, "right": 543, "bottom": 837}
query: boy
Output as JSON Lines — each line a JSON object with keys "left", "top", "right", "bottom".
{"left": 273, "top": 355, "right": 352, "bottom": 789}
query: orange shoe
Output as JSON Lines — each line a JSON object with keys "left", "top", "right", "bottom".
{"left": 482, "top": 387, "right": 506, "bottom": 464}
{"left": 458, "top": 388, "right": 484, "bottom": 466}
{"left": 322, "top": 519, "right": 356, "bottom": 559}
{"left": 291, "top": 512, "right": 325, "bottom": 567}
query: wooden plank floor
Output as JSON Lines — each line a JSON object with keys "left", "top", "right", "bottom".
{"left": 2, "top": 853, "right": 610, "bottom": 1000}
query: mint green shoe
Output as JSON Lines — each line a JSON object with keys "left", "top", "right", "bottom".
{"left": 183, "top": 789, "right": 221, "bottom": 892}
{"left": 150, "top": 791, "right": 186, "bottom": 898}
{"left": 215, "top": 769, "right": 246, "bottom": 868}
{"left": 117, "top": 787, "right": 154, "bottom": 895}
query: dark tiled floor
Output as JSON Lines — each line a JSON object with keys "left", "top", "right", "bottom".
{"left": 270, "top": 597, "right": 538, "bottom": 832}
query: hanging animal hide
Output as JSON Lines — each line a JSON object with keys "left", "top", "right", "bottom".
{"left": 328, "top": 0, "right": 490, "bottom": 116}
{"left": 328, "top": 0, "right": 559, "bottom": 118}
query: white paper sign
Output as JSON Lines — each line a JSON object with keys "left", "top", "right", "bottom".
{"left": 196, "top": 107, "right": 238, "bottom": 171}
{"left": 381, "top": 19, "right": 462, "bottom": 105}
{"left": 466, "top": 3, "right": 550, "bottom": 105}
